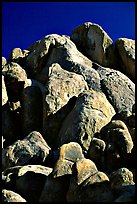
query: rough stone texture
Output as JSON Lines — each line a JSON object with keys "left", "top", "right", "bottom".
{"left": 115, "top": 38, "right": 135, "bottom": 81}
{"left": 2, "top": 189, "right": 27, "bottom": 202}
{"left": 39, "top": 173, "right": 70, "bottom": 202}
{"left": 71, "top": 63, "right": 101, "bottom": 91}
{"left": 67, "top": 158, "right": 114, "bottom": 202}
{"left": 53, "top": 142, "right": 84, "bottom": 177}
{"left": 70, "top": 22, "right": 116, "bottom": 68}
{"left": 58, "top": 90, "right": 115, "bottom": 153}
{"left": 2, "top": 22, "right": 135, "bottom": 202}
{"left": 99, "top": 120, "right": 134, "bottom": 172}
{"left": 2, "top": 75, "right": 8, "bottom": 106}
{"left": 8, "top": 48, "right": 29, "bottom": 63}
{"left": 2, "top": 131, "right": 51, "bottom": 170}
{"left": 2, "top": 56, "right": 7, "bottom": 66}
{"left": 15, "top": 165, "right": 52, "bottom": 202}
{"left": 43, "top": 63, "right": 88, "bottom": 144}
{"left": 109, "top": 167, "right": 135, "bottom": 187}
{"left": 26, "top": 34, "right": 93, "bottom": 81}
{"left": 94, "top": 63, "right": 135, "bottom": 113}
{"left": 4, "top": 62, "right": 28, "bottom": 102}
{"left": 20, "top": 79, "right": 43, "bottom": 136}
{"left": 87, "top": 137, "right": 106, "bottom": 170}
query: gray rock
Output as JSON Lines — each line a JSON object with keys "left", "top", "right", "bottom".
{"left": 2, "top": 131, "right": 51, "bottom": 170}
{"left": 94, "top": 63, "right": 135, "bottom": 113}
{"left": 115, "top": 38, "right": 135, "bottom": 81}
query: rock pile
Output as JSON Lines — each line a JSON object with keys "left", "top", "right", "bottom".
{"left": 2, "top": 22, "right": 135, "bottom": 202}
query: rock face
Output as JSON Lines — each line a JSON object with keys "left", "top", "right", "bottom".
{"left": 2, "top": 22, "right": 135, "bottom": 202}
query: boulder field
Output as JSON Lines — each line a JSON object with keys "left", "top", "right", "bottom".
{"left": 2, "top": 22, "right": 135, "bottom": 202}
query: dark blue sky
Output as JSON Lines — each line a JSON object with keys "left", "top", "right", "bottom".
{"left": 2, "top": 2, "right": 135, "bottom": 60}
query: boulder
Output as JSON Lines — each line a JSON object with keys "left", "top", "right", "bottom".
{"left": 115, "top": 38, "right": 135, "bottom": 81}
{"left": 26, "top": 34, "right": 92, "bottom": 81}
{"left": 2, "top": 131, "right": 51, "bottom": 170}
{"left": 94, "top": 63, "right": 135, "bottom": 113}
{"left": 70, "top": 22, "right": 116, "bottom": 68}
{"left": 2, "top": 189, "right": 27, "bottom": 202}
{"left": 66, "top": 158, "right": 114, "bottom": 202}
{"left": 58, "top": 90, "right": 115, "bottom": 153}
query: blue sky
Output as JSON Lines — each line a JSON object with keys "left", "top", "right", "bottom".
{"left": 2, "top": 2, "right": 135, "bottom": 60}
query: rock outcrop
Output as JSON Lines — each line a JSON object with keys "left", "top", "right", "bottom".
{"left": 2, "top": 22, "right": 135, "bottom": 202}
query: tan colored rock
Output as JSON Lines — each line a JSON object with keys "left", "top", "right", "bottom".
{"left": 8, "top": 48, "right": 29, "bottom": 62}
{"left": 44, "top": 63, "right": 88, "bottom": 116}
{"left": 2, "top": 131, "right": 51, "bottom": 170}
{"left": 70, "top": 22, "right": 116, "bottom": 67}
{"left": 2, "top": 189, "right": 27, "bottom": 202}
{"left": 58, "top": 90, "right": 115, "bottom": 153}
{"left": 2, "top": 57, "right": 7, "bottom": 66}
{"left": 67, "top": 158, "right": 114, "bottom": 202}
{"left": 26, "top": 34, "right": 93, "bottom": 81}
{"left": 115, "top": 38, "right": 135, "bottom": 81}
{"left": 2, "top": 75, "right": 8, "bottom": 106}
{"left": 53, "top": 142, "right": 84, "bottom": 177}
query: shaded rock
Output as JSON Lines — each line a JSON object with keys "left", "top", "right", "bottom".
{"left": 20, "top": 79, "right": 43, "bottom": 136}
{"left": 15, "top": 165, "right": 52, "bottom": 202}
{"left": 109, "top": 167, "right": 135, "bottom": 187}
{"left": 94, "top": 63, "right": 135, "bottom": 113}
{"left": 58, "top": 90, "right": 115, "bottom": 153}
{"left": 39, "top": 173, "right": 70, "bottom": 202}
{"left": 67, "top": 158, "right": 114, "bottom": 202}
{"left": 4, "top": 62, "right": 28, "bottom": 102}
{"left": 53, "top": 142, "right": 84, "bottom": 177}
{"left": 113, "top": 185, "right": 135, "bottom": 202}
{"left": 115, "top": 38, "right": 135, "bottom": 81}
{"left": 70, "top": 22, "right": 116, "bottom": 68}
{"left": 43, "top": 63, "right": 88, "bottom": 116}
{"left": 2, "top": 106, "right": 22, "bottom": 148}
{"left": 43, "top": 96, "right": 77, "bottom": 150}
{"left": 71, "top": 63, "right": 101, "bottom": 91}
{"left": 99, "top": 120, "right": 134, "bottom": 172}
{"left": 87, "top": 137, "right": 106, "bottom": 170}
{"left": 26, "top": 34, "right": 92, "bottom": 81}
{"left": 2, "top": 75, "right": 8, "bottom": 106}
{"left": 2, "top": 131, "right": 51, "bottom": 170}
{"left": 2, "top": 189, "right": 27, "bottom": 202}
{"left": 43, "top": 63, "right": 88, "bottom": 144}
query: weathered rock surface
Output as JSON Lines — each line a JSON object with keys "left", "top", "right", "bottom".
{"left": 2, "top": 22, "right": 135, "bottom": 202}
{"left": 2, "top": 131, "right": 51, "bottom": 170}
{"left": 93, "top": 63, "right": 135, "bottom": 113}
{"left": 58, "top": 89, "right": 115, "bottom": 153}
{"left": 70, "top": 22, "right": 116, "bottom": 68}
{"left": 115, "top": 38, "right": 135, "bottom": 81}
{"left": 2, "top": 189, "right": 27, "bottom": 202}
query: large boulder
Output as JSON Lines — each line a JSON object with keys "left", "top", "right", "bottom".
{"left": 115, "top": 38, "right": 135, "bottom": 81}
{"left": 26, "top": 34, "right": 93, "bottom": 81}
{"left": 2, "top": 131, "right": 51, "bottom": 170}
{"left": 57, "top": 90, "right": 115, "bottom": 153}
{"left": 66, "top": 158, "right": 114, "bottom": 202}
{"left": 93, "top": 63, "right": 135, "bottom": 113}
{"left": 70, "top": 22, "right": 116, "bottom": 68}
